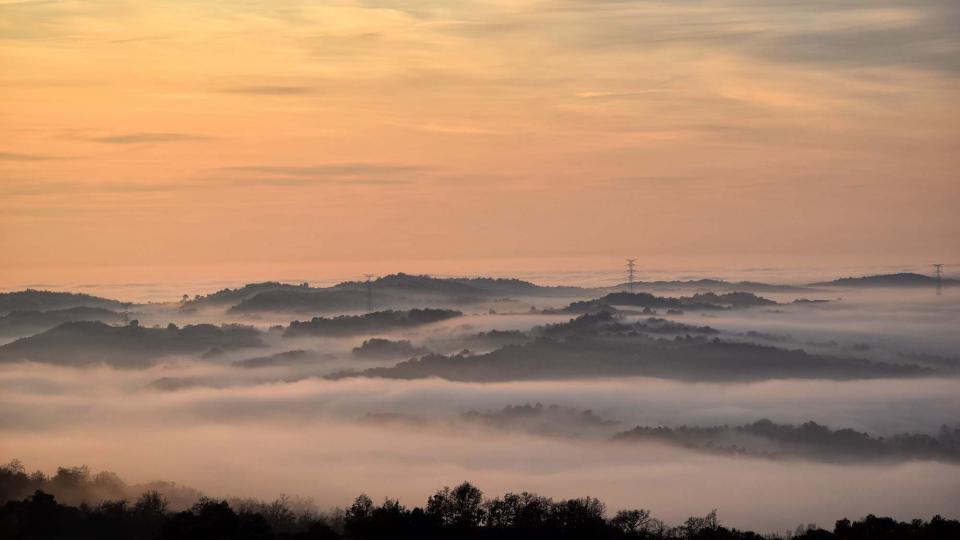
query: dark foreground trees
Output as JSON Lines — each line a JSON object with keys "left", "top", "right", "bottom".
{"left": 1, "top": 481, "right": 958, "bottom": 539}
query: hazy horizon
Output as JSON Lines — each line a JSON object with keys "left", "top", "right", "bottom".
{"left": 3, "top": 259, "right": 958, "bottom": 304}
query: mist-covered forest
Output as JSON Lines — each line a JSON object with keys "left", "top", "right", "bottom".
{"left": 2, "top": 461, "right": 958, "bottom": 540}
{"left": 6, "top": 0, "right": 960, "bottom": 533}
{"left": 1, "top": 272, "right": 958, "bottom": 534}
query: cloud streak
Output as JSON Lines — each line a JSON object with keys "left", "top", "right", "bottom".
{"left": 88, "top": 133, "right": 213, "bottom": 145}
{"left": 222, "top": 86, "right": 315, "bottom": 95}
{"left": 0, "top": 151, "right": 64, "bottom": 161}
{"left": 211, "top": 163, "right": 433, "bottom": 186}
{"left": 1, "top": 162, "right": 432, "bottom": 196}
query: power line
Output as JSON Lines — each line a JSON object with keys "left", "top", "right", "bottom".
{"left": 934, "top": 264, "right": 943, "bottom": 296}
{"left": 625, "top": 259, "right": 637, "bottom": 293}
{"left": 364, "top": 274, "right": 375, "bottom": 312}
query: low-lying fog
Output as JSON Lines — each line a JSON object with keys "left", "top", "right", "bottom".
{"left": 3, "top": 367, "right": 959, "bottom": 531}
{"left": 674, "top": 288, "right": 960, "bottom": 359}
{"left": 1, "top": 279, "right": 958, "bottom": 533}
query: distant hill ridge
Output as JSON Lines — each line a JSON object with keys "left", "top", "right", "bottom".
{"left": 556, "top": 291, "right": 777, "bottom": 314}
{"left": 606, "top": 279, "right": 814, "bottom": 293}
{"left": 0, "top": 289, "right": 126, "bottom": 315}
{"left": 0, "top": 306, "right": 123, "bottom": 337}
{"left": 6, "top": 271, "right": 952, "bottom": 317}
{"left": 812, "top": 272, "right": 958, "bottom": 287}
{"left": 219, "top": 273, "right": 592, "bottom": 313}
{"left": 332, "top": 273, "right": 588, "bottom": 296}
{"left": 0, "top": 320, "right": 263, "bottom": 366}
{"left": 335, "top": 313, "right": 929, "bottom": 383}
{"left": 284, "top": 308, "right": 462, "bottom": 337}
{"left": 614, "top": 419, "right": 960, "bottom": 463}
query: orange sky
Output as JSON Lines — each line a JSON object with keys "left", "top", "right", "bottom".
{"left": 2, "top": 0, "right": 958, "bottom": 286}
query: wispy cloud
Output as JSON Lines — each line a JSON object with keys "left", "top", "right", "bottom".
{"left": 214, "top": 163, "right": 432, "bottom": 185}
{"left": 574, "top": 90, "right": 675, "bottom": 99}
{"left": 2, "top": 162, "right": 432, "bottom": 198}
{"left": 222, "top": 86, "right": 314, "bottom": 95}
{"left": 1, "top": 179, "right": 181, "bottom": 196}
{"left": 598, "top": 176, "right": 703, "bottom": 192}
{"left": 551, "top": 0, "right": 960, "bottom": 75}
{"left": 0, "top": 150, "right": 64, "bottom": 161}
{"left": 89, "top": 132, "right": 213, "bottom": 144}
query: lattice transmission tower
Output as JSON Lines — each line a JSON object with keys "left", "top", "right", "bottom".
{"left": 934, "top": 264, "right": 944, "bottom": 296}
{"left": 364, "top": 274, "right": 375, "bottom": 312}
{"left": 625, "top": 259, "right": 637, "bottom": 293}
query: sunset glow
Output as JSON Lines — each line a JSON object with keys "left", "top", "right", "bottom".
{"left": 3, "top": 0, "right": 958, "bottom": 286}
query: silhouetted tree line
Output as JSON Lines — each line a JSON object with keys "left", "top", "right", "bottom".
{"left": 2, "top": 465, "right": 959, "bottom": 540}
{"left": 0, "top": 289, "right": 124, "bottom": 314}
{"left": 461, "top": 402, "right": 618, "bottom": 437}
{"left": 538, "top": 312, "right": 717, "bottom": 339}
{"left": 0, "top": 319, "right": 264, "bottom": 366}
{"left": 555, "top": 291, "right": 775, "bottom": 315}
{"left": 0, "top": 461, "right": 203, "bottom": 513}
{"left": 284, "top": 309, "right": 462, "bottom": 338}
{"left": 341, "top": 313, "right": 929, "bottom": 382}
{"left": 0, "top": 306, "right": 124, "bottom": 338}
{"left": 351, "top": 338, "right": 428, "bottom": 359}
{"left": 614, "top": 419, "right": 960, "bottom": 463}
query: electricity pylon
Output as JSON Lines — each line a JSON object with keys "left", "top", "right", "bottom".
{"left": 934, "top": 264, "right": 943, "bottom": 296}
{"left": 364, "top": 274, "right": 375, "bottom": 312}
{"left": 625, "top": 259, "right": 637, "bottom": 293}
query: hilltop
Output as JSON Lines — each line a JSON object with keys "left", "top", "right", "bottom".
{"left": 555, "top": 291, "right": 776, "bottom": 314}
{"left": 284, "top": 308, "right": 462, "bottom": 337}
{"left": 0, "top": 320, "right": 263, "bottom": 367}
{"left": 605, "top": 279, "right": 814, "bottom": 293}
{"left": 0, "top": 307, "right": 123, "bottom": 338}
{"left": 224, "top": 273, "right": 591, "bottom": 314}
{"left": 0, "top": 289, "right": 126, "bottom": 315}
{"left": 335, "top": 313, "right": 927, "bottom": 383}
{"left": 614, "top": 419, "right": 960, "bottom": 463}
{"left": 812, "top": 272, "right": 958, "bottom": 288}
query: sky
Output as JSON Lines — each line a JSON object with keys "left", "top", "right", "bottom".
{"left": 2, "top": 0, "right": 958, "bottom": 287}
